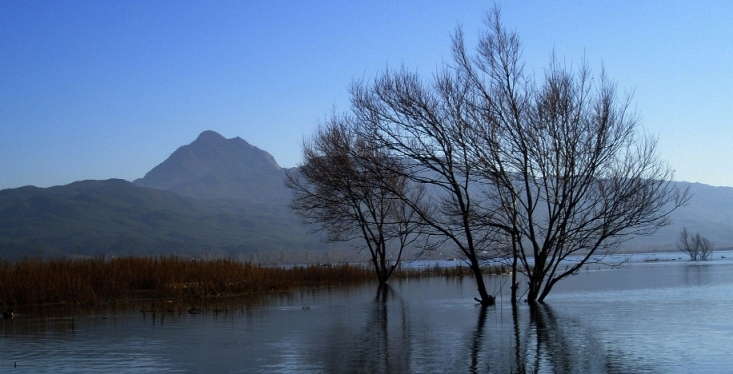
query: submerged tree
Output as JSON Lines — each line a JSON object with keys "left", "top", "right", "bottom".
{"left": 459, "top": 10, "right": 689, "bottom": 303}
{"left": 678, "top": 228, "right": 714, "bottom": 261}
{"left": 351, "top": 68, "right": 501, "bottom": 305}
{"left": 286, "top": 115, "right": 425, "bottom": 286}
{"left": 349, "top": 8, "right": 688, "bottom": 304}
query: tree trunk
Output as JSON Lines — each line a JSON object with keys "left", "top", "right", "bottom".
{"left": 527, "top": 276, "right": 540, "bottom": 304}
{"left": 510, "top": 259, "right": 518, "bottom": 305}
{"left": 372, "top": 257, "right": 387, "bottom": 286}
{"left": 537, "top": 278, "right": 556, "bottom": 303}
{"left": 510, "top": 234, "right": 519, "bottom": 305}
{"left": 470, "top": 260, "right": 495, "bottom": 306}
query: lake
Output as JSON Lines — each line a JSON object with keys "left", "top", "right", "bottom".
{"left": 2, "top": 252, "right": 733, "bottom": 373}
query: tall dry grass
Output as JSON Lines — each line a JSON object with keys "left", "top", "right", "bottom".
{"left": 0, "top": 256, "right": 374, "bottom": 307}
{"left": 0, "top": 257, "right": 507, "bottom": 307}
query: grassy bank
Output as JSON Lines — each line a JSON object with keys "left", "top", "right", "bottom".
{"left": 0, "top": 256, "right": 501, "bottom": 307}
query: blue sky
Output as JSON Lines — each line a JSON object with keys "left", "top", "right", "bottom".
{"left": 1, "top": 1, "right": 731, "bottom": 189}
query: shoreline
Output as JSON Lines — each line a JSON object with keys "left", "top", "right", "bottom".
{"left": 4, "top": 250, "right": 732, "bottom": 310}
{"left": 0, "top": 256, "right": 504, "bottom": 309}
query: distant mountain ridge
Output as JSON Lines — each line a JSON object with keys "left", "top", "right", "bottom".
{"left": 0, "top": 131, "right": 331, "bottom": 261}
{"left": 0, "top": 130, "right": 730, "bottom": 261}
{"left": 633, "top": 182, "right": 733, "bottom": 252}
{"left": 0, "top": 178, "right": 324, "bottom": 260}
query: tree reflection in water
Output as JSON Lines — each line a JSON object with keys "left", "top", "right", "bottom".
{"left": 469, "top": 305, "right": 488, "bottom": 373}
{"left": 509, "top": 303, "right": 656, "bottom": 374}
{"left": 308, "top": 284, "right": 413, "bottom": 373}
{"left": 683, "top": 263, "right": 711, "bottom": 286}
{"left": 304, "top": 282, "right": 657, "bottom": 373}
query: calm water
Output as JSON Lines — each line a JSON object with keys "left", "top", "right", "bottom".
{"left": 3, "top": 255, "right": 733, "bottom": 373}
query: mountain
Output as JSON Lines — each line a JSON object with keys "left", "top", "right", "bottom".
{"left": 626, "top": 182, "right": 733, "bottom": 252}
{"left": 0, "top": 131, "right": 334, "bottom": 262}
{"left": 133, "top": 130, "right": 289, "bottom": 205}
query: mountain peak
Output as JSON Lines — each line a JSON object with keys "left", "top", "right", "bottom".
{"left": 195, "top": 130, "right": 227, "bottom": 143}
{"left": 133, "top": 130, "right": 285, "bottom": 201}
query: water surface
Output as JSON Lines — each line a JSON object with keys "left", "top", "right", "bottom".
{"left": 2, "top": 255, "right": 733, "bottom": 373}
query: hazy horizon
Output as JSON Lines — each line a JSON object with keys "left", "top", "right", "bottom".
{"left": 2, "top": 129, "right": 733, "bottom": 191}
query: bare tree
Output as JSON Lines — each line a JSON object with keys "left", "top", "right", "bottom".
{"left": 349, "top": 8, "right": 688, "bottom": 304}
{"left": 678, "top": 228, "right": 698, "bottom": 260}
{"left": 699, "top": 234, "right": 714, "bottom": 261}
{"left": 286, "top": 115, "right": 425, "bottom": 285}
{"left": 351, "top": 63, "right": 508, "bottom": 305}
{"left": 678, "top": 228, "right": 714, "bottom": 261}
{"left": 461, "top": 10, "right": 688, "bottom": 303}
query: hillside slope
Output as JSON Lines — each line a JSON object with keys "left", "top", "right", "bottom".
{"left": 0, "top": 178, "right": 323, "bottom": 260}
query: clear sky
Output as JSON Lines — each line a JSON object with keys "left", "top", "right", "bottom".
{"left": 1, "top": 1, "right": 731, "bottom": 190}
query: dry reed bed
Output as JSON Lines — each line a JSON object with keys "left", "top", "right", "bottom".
{"left": 0, "top": 256, "right": 373, "bottom": 307}
{"left": 0, "top": 257, "right": 502, "bottom": 307}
